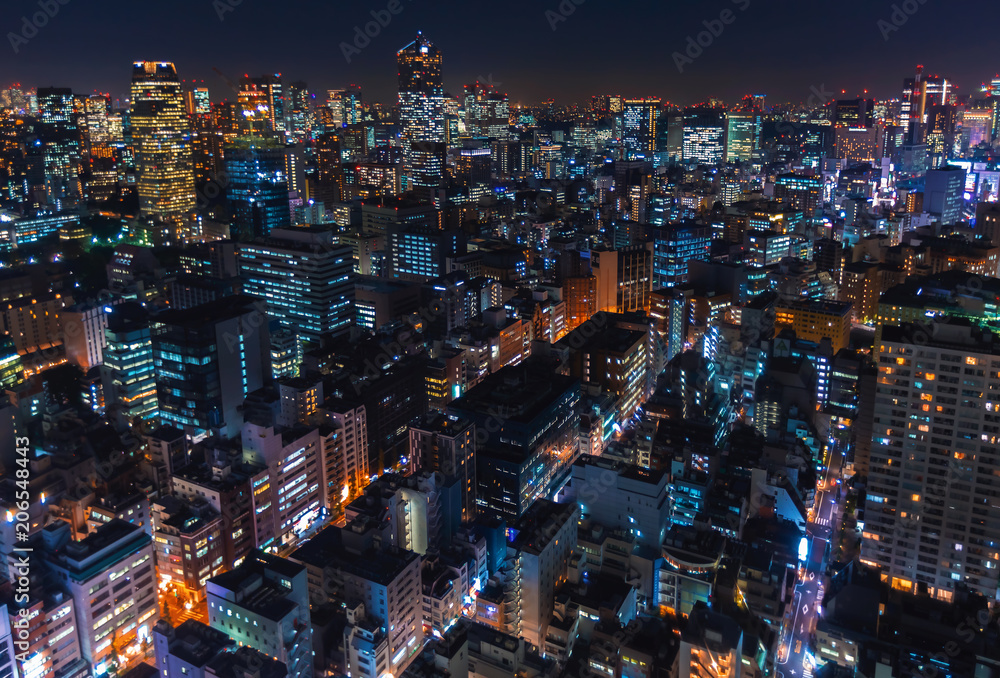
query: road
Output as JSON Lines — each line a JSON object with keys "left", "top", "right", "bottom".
{"left": 777, "top": 437, "right": 846, "bottom": 678}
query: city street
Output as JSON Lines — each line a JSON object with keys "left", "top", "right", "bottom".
{"left": 777, "top": 438, "right": 847, "bottom": 678}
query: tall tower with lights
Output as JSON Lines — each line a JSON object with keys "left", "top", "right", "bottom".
{"left": 398, "top": 33, "right": 445, "bottom": 196}
{"left": 130, "top": 61, "right": 197, "bottom": 243}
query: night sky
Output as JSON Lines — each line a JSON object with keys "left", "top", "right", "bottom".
{"left": 1, "top": 0, "right": 996, "bottom": 107}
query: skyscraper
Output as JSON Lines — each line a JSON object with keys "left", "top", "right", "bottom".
{"left": 724, "top": 110, "right": 760, "bottom": 164}
{"left": 151, "top": 295, "right": 272, "bottom": 438}
{"left": 464, "top": 80, "right": 511, "bottom": 139}
{"left": 682, "top": 107, "right": 726, "bottom": 165}
{"left": 621, "top": 97, "right": 660, "bottom": 159}
{"left": 398, "top": 33, "right": 444, "bottom": 194}
{"left": 864, "top": 319, "right": 1000, "bottom": 602}
{"left": 130, "top": 61, "right": 196, "bottom": 242}
{"left": 237, "top": 226, "right": 355, "bottom": 346}
{"left": 36, "top": 87, "right": 80, "bottom": 206}
{"left": 224, "top": 135, "right": 290, "bottom": 240}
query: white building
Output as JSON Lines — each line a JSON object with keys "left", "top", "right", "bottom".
{"left": 206, "top": 550, "right": 313, "bottom": 677}
{"left": 47, "top": 520, "right": 157, "bottom": 672}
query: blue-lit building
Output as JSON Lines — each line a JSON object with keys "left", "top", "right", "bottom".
{"left": 237, "top": 226, "right": 355, "bottom": 346}
{"left": 225, "top": 135, "right": 290, "bottom": 241}
{"left": 102, "top": 302, "right": 158, "bottom": 428}
{"left": 151, "top": 295, "right": 272, "bottom": 438}
{"left": 0, "top": 211, "right": 79, "bottom": 249}
{"left": 646, "top": 221, "right": 712, "bottom": 288}
{"left": 387, "top": 223, "right": 466, "bottom": 282}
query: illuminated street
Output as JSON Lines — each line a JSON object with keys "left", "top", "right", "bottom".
{"left": 778, "top": 438, "right": 846, "bottom": 678}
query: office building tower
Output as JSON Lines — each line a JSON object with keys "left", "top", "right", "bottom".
{"left": 327, "top": 84, "right": 363, "bottom": 126}
{"left": 724, "top": 110, "right": 760, "bottom": 163}
{"left": 622, "top": 98, "right": 660, "bottom": 159}
{"left": 961, "top": 107, "right": 994, "bottom": 152}
{"left": 36, "top": 87, "right": 80, "bottom": 206}
{"left": 398, "top": 33, "right": 445, "bottom": 193}
{"left": 47, "top": 520, "right": 158, "bottom": 672}
{"left": 237, "top": 225, "right": 354, "bottom": 346}
{"left": 556, "top": 323, "right": 649, "bottom": 423}
{"left": 646, "top": 221, "right": 712, "bottom": 289}
{"left": 591, "top": 243, "right": 654, "bottom": 313}
{"left": 387, "top": 223, "right": 466, "bottom": 281}
{"left": 924, "top": 165, "right": 967, "bottom": 226}
{"left": 564, "top": 276, "right": 598, "bottom": 332}
{"left": 154, "top": 619, "right": 273, "bottom": 678}
{"left": 682, "top": 108, "right": 726, "bottom": 165}
{"left": 102, "top": 302, "right": 158, "bottom": 427}
{"left": 151, "top": 295, "right": 272, "bottom": 438}
{"left": 130, "top": 61, "right": 196, "bottom": 241}
{"left": 285, "top": 81, "right": 312, "bottom": 141}
{"left": 774, "top": 173, "right": 823, "bottom": 217}
{"left": 448, "top": 362, "right": 580, "bottom": 520}
{"left": 834, "top": 98, "right": 875, "bottom": 127}
{"left": 464, "top": 81, "right": 511, "bottom": 139}
{"left": 184, "top": 86, "right": 211, "bottom": 115}
{"left": 224, "top": 135, "right": 290, "bottom": 240}
{"left": 60, "top": 302, "right": 111, "bottom": 372}
{"left": 238, "top": 74, "right": 285, "bottom": 135}
{"left": 864, "top": 319, "right": 1000, "bottom": 602}
{"left": 151, "top": 495, "right": 225, "bottom": 602}
{"left": 207, "top": 551, "right": 313, "bottom": 677}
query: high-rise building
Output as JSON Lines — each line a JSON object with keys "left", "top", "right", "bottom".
{"left": 102, "top": 302, "right": 158, "bottom": 427}
{"left": 682, "top": 108, "right": 726, "bottom": 165}
{"left": 621, "top": 98, "right": 660, "bottom": 159}
{"left": 724, "top": 110, "right": 760, "bottom": 163}
{"left": 387, "top": 223, "right": 466, "bottom": 282}
{"left": 463, "top": 81, "right": 511, "bottom": 139}
{"left": 774, "top": 173, "right": 823, "bottom": 217}
{"left": 285, "top": 80, "right": 312, "bottom": 141}
{"left": 398, "top": 33, "right": 445, "bottom": 193}
{"left": 863, "top": 319, "right": 1000, "bottom": 602}
{"left": 238, "top": 74, "right": 285, "bottom": 135}
{"left": 224, "top": 135, "right": 290, "bottom": 240}
{"left": 289, "top": 526, "right": 423, "bottom": 678}
{"left": 834, "top": 98, "right": 875, "bottom": 127}
{"left": 130, "top": 61, "right": 196, "bottom": 242}
{"left": 237, "top": 226, "right": 354, "bottom": 346}
{"left": 327, "top": 84, "right": 363, "bottom": 127}
{"left": 36, "top": 87, "right": 80, "bottom": 206}
{"left": 591, "top": 243, "right": 654, "bottom": 313}
{"left": 924, "top": 165, "right": 967, "bottom": 225}
{"left": 241, "top": 421, "right": 326, "bottom": 550}
{"left": 646, "top": 221, "right": 712, "bottom": 289}
{"left": 207, "top": 551, "right": 313, "bottom": 677}
{"left": 150, "top": 295, "right": 272, "bottom": 438}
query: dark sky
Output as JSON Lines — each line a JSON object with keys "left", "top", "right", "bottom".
{"left": 1, "top": 0, "right": 996, "bottom": 107}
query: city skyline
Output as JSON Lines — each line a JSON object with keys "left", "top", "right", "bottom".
{"left": 2, "top": 0, "right": 999, "bottom": 105}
